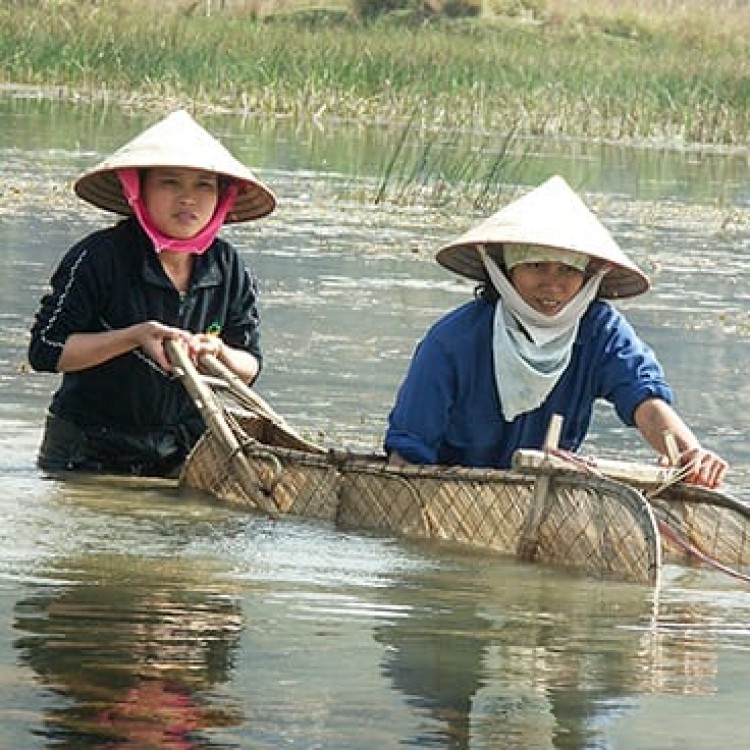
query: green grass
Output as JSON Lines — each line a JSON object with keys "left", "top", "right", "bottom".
{"left": 4, "top": 0, "right": 750, "bottom": 148}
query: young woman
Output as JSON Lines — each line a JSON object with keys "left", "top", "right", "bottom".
{"left": 28, "top": 109, "right": 276, "bottom": 477}
{"left": 385, "top": 176, "right": 727, "bottom": 489}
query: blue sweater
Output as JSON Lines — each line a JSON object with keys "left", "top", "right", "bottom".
{"left": 384, "top": 298, "right": 673, "bottom": 468}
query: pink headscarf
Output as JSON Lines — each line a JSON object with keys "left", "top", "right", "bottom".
{"left": 117, "top": 168, "right": 239, "bottom": 255}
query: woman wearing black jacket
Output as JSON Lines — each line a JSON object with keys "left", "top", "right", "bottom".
{"left": 29, "top": 109, "right": 276, "bottom": 477}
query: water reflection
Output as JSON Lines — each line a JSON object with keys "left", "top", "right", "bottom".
{"left": 373, "top": 560, "right": 750, "bottom": 750}
{"left": 374, "top": 563, "right": 660, "bottom": 749}
{"left": 13, "top": 555, "right": 244, "bottom": 749}
{"left": 11, "top": 536, "right": 750, "bottom": 749}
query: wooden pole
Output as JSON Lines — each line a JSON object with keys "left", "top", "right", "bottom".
{"left": 517, "top": 414, "right": 563, "bottom": 561}
{"left": 165, "top": 340, "right": 280, "bottom": 516}
{"left": 199, "top": 353, "right": 324, "bottom": 454}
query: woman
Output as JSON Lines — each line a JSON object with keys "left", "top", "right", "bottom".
{"left": 28, "top": 109, "right": 276, "bottom": 477}
{"left": 385, "top": 175, "right": 727, "bottom": 489}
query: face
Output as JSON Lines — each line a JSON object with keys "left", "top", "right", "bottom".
{"left": 141, "top": 167, "right": 220, "bottom": 239}
{"left": 509, "top": 261, "right": 586, "bottom": 315}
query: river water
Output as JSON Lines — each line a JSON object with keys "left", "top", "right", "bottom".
{"left": 3, "top": 97, "right": 750, "bottom": 749}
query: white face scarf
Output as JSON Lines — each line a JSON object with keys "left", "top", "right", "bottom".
{"left": 477, "top": 246, "right": 608, "bottom": 421}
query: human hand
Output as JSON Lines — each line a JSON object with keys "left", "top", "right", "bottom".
{"left": 135, "top": 322, "right": 191, "bottom": 372}
{"left": 676, "top": 446, "right": 728, "bottom": 490}
{"left": 187, "top": 332, "right": 224, "bottom": 364}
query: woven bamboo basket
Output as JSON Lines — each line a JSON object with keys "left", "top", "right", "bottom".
{"left": 181, "top": 414, "right": 661, "bottom": 584}
{"left": 337, "top": 461, "right": 660, "bottom": 583}
{"left": 650, "top": 485, "right": 750, "bottom": 568}
{"left": 516, "top": 449, "right": 750, "bottom": 574}
{"left": 169, "top": 341, "right": 750, "bottom": 585}
{"left": 181, "top": 410, "right": 341, "bottom": 521}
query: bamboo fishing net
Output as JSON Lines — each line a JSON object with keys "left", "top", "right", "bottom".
{"left": 182, "top": 415, "right": 661, "bottom": 584}
{"left": 338, "top": 462, "right": 660, "bottom": 584}
{"left": 529, "top": 472, "right": 661, "bottom": 582}
{"left": 169, "top": 339, "right": 750, "bottom": 585}
{"left": 338, "top": 464, "right": 532, "bottom": 544}
{"left": 181, "top": 411, "right": 340, "bottom": 520}
{"left": 516, "top": 446, "right": 750, "bottom": 580}
{"left": 650, "top": 485, "right": 750, "bottom": 569}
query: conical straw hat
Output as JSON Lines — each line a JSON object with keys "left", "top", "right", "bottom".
{"left": 74, "top": 109, "right": 276, "bottom": 223}
{"left": 436, "top": 175, "right": 649, "bottom": 299}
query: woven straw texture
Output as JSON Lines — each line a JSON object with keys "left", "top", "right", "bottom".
{"left": 338, "top": 463, "right": 659, "bottom": 583}
{"left": 181, "top": 412, "right": 663, "bottom": 584}
{"left": 181, "top": 412, "right": 340, "bottom": 520}
{"left": 651, "top": 487, "right": 750, "bottom": 568}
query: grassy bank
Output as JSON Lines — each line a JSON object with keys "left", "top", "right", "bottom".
{"left": 3, "top": 0, "right": 750, "bottom": 148}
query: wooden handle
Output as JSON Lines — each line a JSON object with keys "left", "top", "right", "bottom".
{"left": 518, "top": 414, "right": 563, "bottom": 561}
{"left": 199, "top": 353, "right": 284, "bottom": 425}
{"left": 543, "top": 413, "right": 563, "bottom": 451}
{"left": 165, "top": 339, "right": 280, "bottom": 516}
{"left": 199, "top": 353, "right": 325, "bottom": 455}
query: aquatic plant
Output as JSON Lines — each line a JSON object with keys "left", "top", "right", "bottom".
{"left": 373, "top": 112, "right": 526, "bottom": 208}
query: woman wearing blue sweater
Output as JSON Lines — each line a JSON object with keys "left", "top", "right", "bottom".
{"left": 385, "top": 176, "right": 727, "bottom": 489}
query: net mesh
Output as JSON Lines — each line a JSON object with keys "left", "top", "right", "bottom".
{"left": 651, "top": 489, "right": 750, "bottom": 568}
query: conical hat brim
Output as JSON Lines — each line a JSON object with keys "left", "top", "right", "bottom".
{"left": 436, "top": 175, "right": 649, "bottom": 299}
{"left": 74, "top": 109, "right": 276, "bottom": 223}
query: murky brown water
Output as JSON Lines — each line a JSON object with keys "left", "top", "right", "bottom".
{"left": 3, "top": 97, "right": 750, "bottom": 749}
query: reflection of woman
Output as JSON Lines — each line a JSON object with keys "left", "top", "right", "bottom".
{"left": 376, "top": 597, "right": 487, "bottom": 748}
{"left": 373, "top": 564, "right": 658, "bottom": 749}
{"left": 13, "top": 556, "right": 243, "bottom": 748}
{"left": 97, "top": 679, "right": 201, "bottom": 750}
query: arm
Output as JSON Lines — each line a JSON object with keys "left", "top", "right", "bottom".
{"left": 61, "top": 324, "right": 260, "bottom": 383}
{"left": 387, "top": 451, "right": 411, "bottom": 467}
{"left": 588, "top": 305, "right": 727, "bottom": 489}
{"left": 633, "top": 397, "right": 728, "bottom": 489}
{"left": 384, "top": 334, "right": 457, "bottom": 466}
{"left": 200, "top": 244, "right": 262, "bottom": 385}
{"left": 56, "top": 322, "right": 192, "bottom": 374}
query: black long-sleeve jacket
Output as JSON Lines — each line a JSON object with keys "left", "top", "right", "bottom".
{"left": 29, "top": 218, "right": 262, "bottom": 433}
